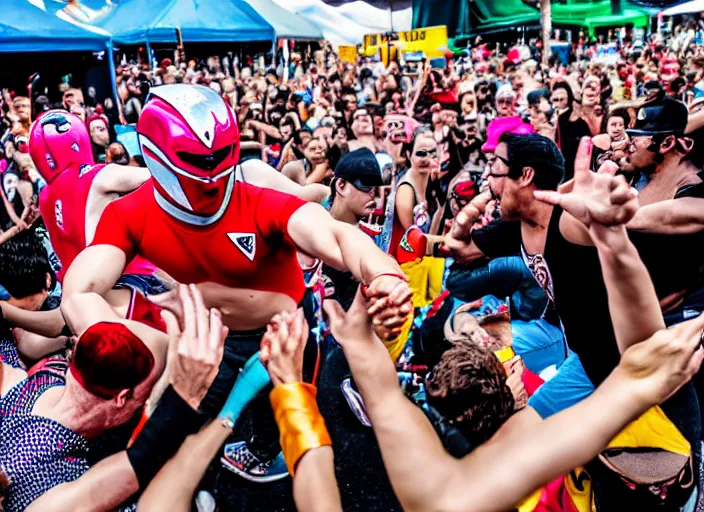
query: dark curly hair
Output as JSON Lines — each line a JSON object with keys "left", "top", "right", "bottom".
{"left": 0, "top": 231, "right": 54, "bottom": 299}
{"left": 426, "top": 341, "right": 515, "bottom": 447}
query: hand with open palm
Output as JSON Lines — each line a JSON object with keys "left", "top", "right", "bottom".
{"left": 534, "top": 137, "right": 639, "bottom": 228}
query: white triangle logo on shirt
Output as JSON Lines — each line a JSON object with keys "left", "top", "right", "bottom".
{"left": 227, "top": 232, "right": 256, "bottom": 262}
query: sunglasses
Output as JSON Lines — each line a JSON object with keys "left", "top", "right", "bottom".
{"left": 497, "top": 98, "right": 513, "bottom": 106}
{"left": 414, "top": 148, "right": 438, "bottom": 158}
{"left": 351, "top": 180, "right": 378, "bottom": 194}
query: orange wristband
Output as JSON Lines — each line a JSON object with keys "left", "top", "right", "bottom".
{"left": 270, "top": 382, "right": 332, "bottom": 476}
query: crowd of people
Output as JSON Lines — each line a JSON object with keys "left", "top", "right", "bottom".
{"left": 1, "top": 19, "right": 704, "bottom": 512}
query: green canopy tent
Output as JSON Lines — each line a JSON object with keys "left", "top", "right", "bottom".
{"left": 413, "top": 0, "right": 653, "bottom": 38}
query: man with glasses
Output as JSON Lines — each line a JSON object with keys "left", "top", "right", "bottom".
{"left": 445, "top": 132, "right": 701, "bottom": 509}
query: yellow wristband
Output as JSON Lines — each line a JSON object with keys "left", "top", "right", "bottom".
{"left": 270, "top": 382, "right": 332, "bottom": 476}
{"left": 494, "top": 346, "right": 516, "bottom": 364}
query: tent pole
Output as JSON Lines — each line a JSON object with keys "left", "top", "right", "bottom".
{"left": 145, "top": 38, "right": 154, "bottom": 70}
{"left": 107, "top": 40, "right": 119, "bottom": 110}
{"left": 272, "top": 37, "right": 277, "bottom": 68}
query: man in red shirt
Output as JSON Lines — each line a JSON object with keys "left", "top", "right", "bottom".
{"left": 64, "top": 84, "right": 412, "bottom": 481}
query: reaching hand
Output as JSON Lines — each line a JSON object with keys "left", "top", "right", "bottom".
{"left": 161, "top": 284, "right": 227, "bottom": 411}
{"left": 148, "top": 288, "right": 183, "bottom": 325}
{"left": 324, "top": 287, "right": 378, "bottom": 349}
{"left": 533, "top": 137, "right": 639, "bottom": 227}
{"left": 260, "top": 309, "right": 308, "bottom": 387}
{"left": 619, "top": 313, "right": 704, "bottom": 407}
{"left": 450, "top": 190, "right": 492, "bottom": 241}
{"left": 364, "top": 275, "right": 412, "bottom": 337}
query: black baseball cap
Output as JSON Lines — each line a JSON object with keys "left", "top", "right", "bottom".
{"left": 626, "top": 98, "right": 688, "bottom": 137}
{"left": 334, "top": 148, "right": 383, "bottom": 187}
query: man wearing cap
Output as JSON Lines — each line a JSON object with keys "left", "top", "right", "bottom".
{"left": 563, "top": 99, "right": 704, "bottom": 327}
{"left": 325, "top": 148, "right": 384, "bottom": 310}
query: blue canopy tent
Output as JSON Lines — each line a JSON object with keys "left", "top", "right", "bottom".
{"left": 0, "top": 1, "right": 111, "bottom": 52}
{"left": 1, "top": 1, "right": 117, "bottom": 110}
{"left": 98, "top": 0, "right": 275, "bottom": 45}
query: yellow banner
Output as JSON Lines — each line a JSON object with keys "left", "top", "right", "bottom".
{"left": 338, "top": 45, "right": 357, "bottom": 64}
{"left": 363, "top": 25, "right": 448, "bottom": 62}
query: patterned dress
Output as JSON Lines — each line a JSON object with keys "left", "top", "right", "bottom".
{"left": 0, "top": 342, "right": 89, "bottom": 512}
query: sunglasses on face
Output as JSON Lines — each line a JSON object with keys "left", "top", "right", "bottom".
{"left": 351, "top": 180, "right": 378, "bottom": 194}
{"left": 414, "top": 148, "right": 438, "bottom": 158}
{"left": 497, "top": 98, "right": 513, "bottom": 106}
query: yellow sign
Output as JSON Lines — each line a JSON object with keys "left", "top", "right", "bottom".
{"left": 363, "top": 25, "right": 448, "bottom": 63}
{"left": 338, "top": 45, "right": 357, "bottom": 64}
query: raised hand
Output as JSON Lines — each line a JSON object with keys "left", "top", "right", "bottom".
{"left": 260, "top": 309, "right": 308, "bottom": 387}
{"left": 619, "top": 313, "right": 704, "bottom": 407}
{"left": 161, "top": 284, "right": 227, "bottom": 411}
{"left": 534, "top": 137, "right": 639, "bottom": 227}
{"left": 324, "top": 287, "right": 378, "bottom": 349}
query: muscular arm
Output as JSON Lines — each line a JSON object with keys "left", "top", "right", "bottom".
{"left": 27, "top": 452, "right": 138, "bottom": 512}
{"left": 561, "top": 196, "right": 704, "bottom": 243}
{"left": 288, "top": 203, "right": 403, "bottom": 283}
{"left": 342, "top": 329, "right": 654, "bottom": 512}
{"left": 627, "top": 198, "right": 704, "bottom": 235}
{"left": 61, "top": 245, "right": 127, "bottom": 300}
{"left": 12, "top": 329, "right": 68, "bottom": 361}
{"left": 240, "top": 159, "right": 330, "bottom": 203}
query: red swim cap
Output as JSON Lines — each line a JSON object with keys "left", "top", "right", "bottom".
{"left": 70, "top": 322, "right": 154, "bottom": 400}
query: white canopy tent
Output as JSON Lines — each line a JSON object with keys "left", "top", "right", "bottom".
{"left": 336, "top": 1, "right": 412, "bottom": 32}
{"left": 661, "top": 0, "right": 704, "bottom": 16}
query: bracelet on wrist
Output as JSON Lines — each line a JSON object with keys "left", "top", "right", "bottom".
{"left": 270, "top": 382, "right": 332, "bottom": 476}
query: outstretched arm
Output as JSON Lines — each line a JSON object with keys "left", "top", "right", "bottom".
{"left": 137, "top": 419, "right": 232, "bottom": 512}
{"left": 261, "top": 310, "right": 341, "bottom": 512}
{"left": 325, "top": 290, "right": 704, "bottom": 512}
{"left": 288, "top": 203, "right": 403, "bottom": 284}
{"left": 27, "top": 452, "right": 139, "bottom": 512}
{"left": 534, "top": 140, "right": 662, "bottom": 353}
{"left": 628, "top": 198, "right": 704, "bottom": 235}
{"left": 240, "top": 159, "right": 330, "bottom": 203}
{"left": 0, "top": 303, "right": 65, "bottom": 338}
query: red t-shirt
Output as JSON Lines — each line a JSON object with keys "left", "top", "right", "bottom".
{"left": 91, "top": 179, "right": 307, "bottom": 303}
{"left": 39, "top": 163, "right": 155, "bottom": 282}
